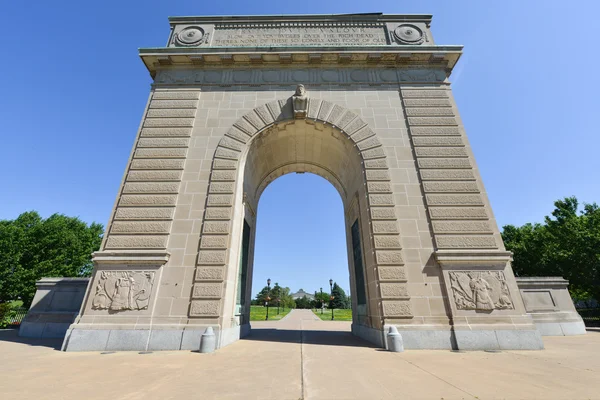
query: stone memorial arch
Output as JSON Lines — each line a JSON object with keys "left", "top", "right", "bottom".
{"left": 63, "top": 13, "right": 544, "bottom": 351}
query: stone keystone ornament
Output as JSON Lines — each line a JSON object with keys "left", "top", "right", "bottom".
{"left": 292, "top": 84, "right": 308, "bottom": 119}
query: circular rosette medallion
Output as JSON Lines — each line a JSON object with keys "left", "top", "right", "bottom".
{"left": 394, "top": 24, "right": 424, "bottom": 45}
{"left": 175, "top": 26, "right": 205, "bottom": 46}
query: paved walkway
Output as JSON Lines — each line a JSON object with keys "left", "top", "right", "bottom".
{"left": 1, "top": 309, "right": 599, "bottom": 399}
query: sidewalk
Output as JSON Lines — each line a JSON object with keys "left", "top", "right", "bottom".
{"left": 1, "top": 310, "right": 599, "bottom": 399}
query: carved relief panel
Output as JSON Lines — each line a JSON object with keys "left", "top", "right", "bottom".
{"left": 91, "top": 270, "right": 156, "bottom": 311}
{"left": 448, "top": 271, "right": 514, "bottom": 311}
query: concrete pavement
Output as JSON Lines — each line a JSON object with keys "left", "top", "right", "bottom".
{"left": 1, "top": 309, "right": 599, "bottom": 399}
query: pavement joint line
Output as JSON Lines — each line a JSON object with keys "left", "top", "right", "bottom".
{"left": 500, "top": 349, "right": 597, "bottom": 375}
{"left": 400, "top": 357, "right": 479, "bottom": 399}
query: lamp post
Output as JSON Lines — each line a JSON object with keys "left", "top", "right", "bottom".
{"left": 265, "top": 278, "right": 271, "bottom": 321}
{"left": 277, "top": 298, "right": 280, "bottom": 315}
{"left": 329, "top": 279, "right": 334, "bottom": 321}
{"left": 320, "top": 287, "right": 323, "bottom": 314}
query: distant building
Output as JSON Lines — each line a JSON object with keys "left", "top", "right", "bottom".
{"left": 291, "top": 289, "right": 314, "bottom": 301}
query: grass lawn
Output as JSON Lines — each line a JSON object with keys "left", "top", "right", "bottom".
{"left": 312, "top": 308, "right": 353, "bottom": 321}
{"left": 250, "top": 305, "right": 292, "bottom": 321}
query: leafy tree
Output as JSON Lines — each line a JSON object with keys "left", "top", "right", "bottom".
{"left": 312, "top": 291, "right": 330, "bottom": 309}
{"left": 0, "top": 211, "right": 103, "bottom": 306}
{"left": 330, "top": 282, "right": 350, "bottom": 309}
{"left": 294, "top": 295, "right": 312, "bottom": 309}
{"left": 254, "top": 283, "right": 294, "bottom": 308}
{"left": 502, "top": 197, "right": 600, "bottom": 301}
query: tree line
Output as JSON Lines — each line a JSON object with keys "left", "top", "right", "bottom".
{"left": 252, "top": 282, "right": 352, "bottom": 309}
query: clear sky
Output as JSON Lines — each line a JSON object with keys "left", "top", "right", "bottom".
{"left": 1, "top": 1, "right": 598, "bottom": 297}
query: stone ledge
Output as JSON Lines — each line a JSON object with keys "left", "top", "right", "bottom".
{"left": 434, "top": 250, "right": 513, "bottom": 268}
{"left": 92, "top": 250, "right": 170, "bottom": 264}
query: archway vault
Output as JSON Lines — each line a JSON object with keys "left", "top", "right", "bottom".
{"left": 191, "top": 96, "right": 412, "bottom": 348}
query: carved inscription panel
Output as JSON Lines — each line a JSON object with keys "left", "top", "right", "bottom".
{"left": 92, "top": 271, "right": 155, "bottom": 311}
{"left": 211, "top": 24, "right": 388, "bottom": 47}
{"left": 449, "top": 271, "right": 514, "bottom": 311}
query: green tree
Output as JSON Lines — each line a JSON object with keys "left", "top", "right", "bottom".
{"left": 294, "top": 295, "right": 312, "bottom": 309}
{"left": 330, "top": 282, "right": 350, "bottom": 309}
{"left": 502, "top": 197, "right": 600, "bottom": 301}
{"left": 0, "top": 211, "right": 103, "bottom": 306}
{"left": 254, "top": 283, "right": 294, "bottom": 308}
{"left": 313, "top": 291, "right": 330, "bottom": 309}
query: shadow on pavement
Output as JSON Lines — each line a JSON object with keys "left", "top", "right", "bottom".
{"left": 0, "top": 328, "right": 63, "bottom": 350}
{"left": 243, "top": 328, "right": 379, "bottom": 348}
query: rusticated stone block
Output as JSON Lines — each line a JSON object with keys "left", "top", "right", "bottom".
{"left": 213, "top": 159, "right": 238, "bottom": 170}
{"left": 382, "top": 301, "right": 413, "bottom": 317}
{"left": 409, "top": 127, "right": 460, "bottom": 136}
{"left": 123, "top": 182, "right": 180, "bottom": 194}
{"left": 351, "top": 126, "right": 375, "bottom": 143}
{"left": 119, "top": 195, "right": 177, "bottom": 206}
{"left": 364, "top": 158, "right": 389, "bottom": 169}
{"left": 219, "top": 136, "right": 245, "bottom": 152}
{"left": 369, "top": 194, "right": 395, "bottom": 206}
{"left": 428, "top": 207, "right": 488, "bottom": 220}
{"left": 367, "top": 182, "right": 392, "bottom": 193}
{"left": 380, "top": 283, "right": 409, "bottom": 299}
{"left": 233, "top": 118, "right": 257, "bottom": 136}
{"left": 435, "top": 235, "right": 497, "bottom": 249}
{"left": 215, "top": 147, "right": 241, "bottom": 160}
{"left": 417, "top": 159, "right": 471, "bottom": 169}
{"left": 370, "top": 207, "right": 397, "bottom": 220}
{"left": 336, "top": 110, "right": 357, "bottom": 129}
{"left": 344, "top": 116, "right": 367, "bottom": 135}
{"left": 192, "top": 283, "right": 223, "bottom": 299}
{"left": 243, "top": 112, "right": 265, "bottom": 130}
{"left": 130, "top": 159, "right": 185, "bottom": 170}
{"left": 209, "top": 182, "right": 234, "bottom": 194}
{"left": 255, "top": 104, "right": 274, "bottom": 125}
{"left": 401, "top": 90, "right": 448, "bottom": 98}
{"left": 365, "top": 170, "right": 391, "bottom": 181}
{"left": 405, "top": 108, "right": 455, "bottom": 116}
{"left": 374, "top": 235, "right": 402, "bottom": 249}
{"left": 225, "top": 127, "right": 251, "bottom": 143}
{"left": 143, "top": 118, "right": 194, "bottom": 128}
{"left": 415, "top": 147, "right": 468, "bottom": 157}
{"left": 403, "top": 98, "right": 452, "bottom": 107}
{"left": 190, "top": 300, "right": 220, "bottom": 317}
{"left": 422, "top": 182, "right": 479, "bottom": 193}
{"left": 378, "top": 266, "right": 407, "bottom": 281}
{"left": 376, "top": 250, "right": 404, "bottom": 265}
{"left": 210, "top": 170, "right": 236, "bottom": 181}
{"left": 372, "top": 221, "right": 400, "bottom": 234}
{"left": 426, "top": 194, "right": 484, "bottom": 206}
{"left": 127, "top": 170, "right": 183, "bottom": 182}
{"left": 134, "top": 148, "right": 188, "bottom": 159}
{"left": 432, "top": 221, "right": 492, "bottom": 233}
{"left": 326, "top": 104, "right": 345, "bottom": 124}
{"left": 419, "top": 170, "right": 475, "bottom": 181}
{"left": 197, "top": 250, "right": 227, "bottom": 265}
{"left": 207, "top": 194, "right": 233, "bottom": 207}
{"left": 114, "top": 207, "right": 174, "bottom": 220}
{"left": 307, "top": 99, "right": 321, "bottom": 119}
{"left": 362, "top": 147, "right": 386, "bottom": 159}
{"left": 152, "top": 91, "right": 200, "bottom": 100}
{"left": 202, "top": 221, "right": 230, "bottom": 234}
{"left": 110, "top": 221, "right": 171, "bottom": 234}
{"left": 412, "top": 137, "right": 463, "bottom": 147}
{"left": 105, "top": 235, "right": 167, "bottom": 249}
{"left": 148, "top": 99, "right": 198, "bottom": 109}
{"left": 140, "top": 128, "right": 192, "bottom": 137}
{"left": 137, "top": 138, "right": 190, "bottom": 148}
{"left": 195, "top": 267, "right": 224, "bottom": 281}
{"left": 204, "top": 207, "right": 232, "bottom": 220}
{"left": 146, "top": 109, "right": 197, "bottom": 118}
{"left": 318, "top": 100, "right": 334, "bottom": 121}
{"left": 356, "top": 137, "right": 381, "bottom": 151}
{"left": 200, "top": 235, "right": 229, "bottom": 249}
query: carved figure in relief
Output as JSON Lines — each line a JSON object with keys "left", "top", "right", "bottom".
{"left": 91, "top": 271, "right": 155, "bottom": 311}
{"left": 292, "top": 84, "right": 308, "bottom": 119}
{"left": 468, "top": 273, "right": 494, "bottom": 311}
{"left": 449, "top": 271, "right": 514, "bottom": 311}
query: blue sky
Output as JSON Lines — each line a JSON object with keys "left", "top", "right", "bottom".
{"left": 1, "top": 1, "right": 598, "bottom": 297}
